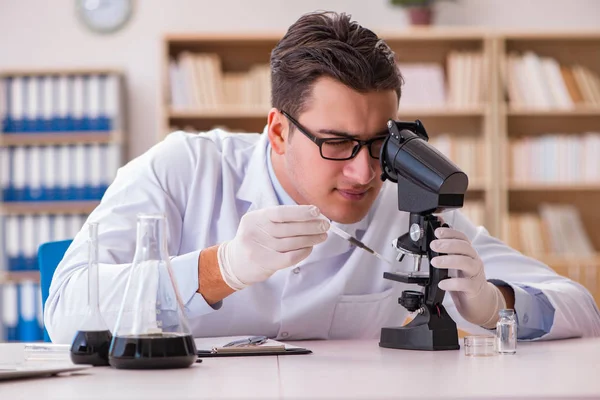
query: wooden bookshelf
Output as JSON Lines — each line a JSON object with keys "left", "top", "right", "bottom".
{"left": 0, "top": 69, "right": 126, "bottom": 295}
{"left": 497, "top": 32, "right": 600, "bottom": 233}
{"left": 162, "top": 30, "right": 497, "bottom": 233}
{"left": 0, "top": 68, "right": 123, "bottom": 78}
{"left": 161, "top": 29, "right": 600, "bottom": 304}
{"left": 0, "top": 201, "right": 100, "bottom": 215}
{"left": 496, "top": 32, "right": 600, "bottom": 304}
{"left": 0, "top": 132, "right": 119, "bottom": 146}
{"left": 0, "top": 271, "right": 40, "bottom": 284}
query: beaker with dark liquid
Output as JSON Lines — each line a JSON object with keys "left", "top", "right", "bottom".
{"left": 70, "top": 222, "right": 113, "bottom": 366}
{"left": 108, "top": 214, "right": 197, "bottom": 369}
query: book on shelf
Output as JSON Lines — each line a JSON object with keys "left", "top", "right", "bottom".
{"left": 506, "top": 204, "right": 595, "bottom": 257}
{"left": 169, "top": 52, "right": 271, "bottom": 110}
{"left": 399, "top": 51, "right": 485, "bottom": 109}
{"left": 397, "top": 62, "right": 447, "bottom": 108}
{"left": 504, "top": 51, "right": 600, "bottom": 109}
{"left": 428, "top": 134, "right": 485, "bottom": 186}
{"left": 0, "top": 73, "right": 122, "bottom": 133}
{"left": 169, "top": 50, "right": 487, "bottom": 112}
{"left": 510, "top": 132, "right": 600, "bottom": 185}
{"left": 445, "top": 50, "right": 486, "bottom": 108}
{"left": 506, "top": 205, "right": 599, "bottom": 304}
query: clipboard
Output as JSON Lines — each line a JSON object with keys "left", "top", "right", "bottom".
{"left": 195, "top": 336, "right": 312, "bottom": 358}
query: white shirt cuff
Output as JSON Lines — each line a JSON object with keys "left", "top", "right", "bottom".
{"left": 169, "top": 250, "right": 222, "bottom": 319}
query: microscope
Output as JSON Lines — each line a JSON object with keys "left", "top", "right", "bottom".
{"left": 378, "top": 119, "right": 468, "bottom": 351}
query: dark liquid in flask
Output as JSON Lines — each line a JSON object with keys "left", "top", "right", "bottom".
{"left": 70, "top": 330, "right": 113, "bottom": 366}
{"left": 108, "top": 333, "right": 197, "bottom": 369}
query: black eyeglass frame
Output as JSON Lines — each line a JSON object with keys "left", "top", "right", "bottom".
{"left": 280, "top": 110, "right": 388, "bottom": 161}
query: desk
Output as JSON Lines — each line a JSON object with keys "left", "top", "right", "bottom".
{"left": 280, "top": 338, "right": 600, "bottom": 399}
{"left": 0, "top": 338, "right": 598, "bottom": 399}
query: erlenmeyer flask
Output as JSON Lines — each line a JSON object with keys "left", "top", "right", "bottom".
{"left": 108, "top": 214, "right": 197, "bottom": 369}
{"left": 70, "top": 222, "right": 112, "bottom": 366}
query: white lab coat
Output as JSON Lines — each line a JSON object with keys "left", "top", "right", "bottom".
{"left": 45, "top": 130, "right": 600, "bottom": 343}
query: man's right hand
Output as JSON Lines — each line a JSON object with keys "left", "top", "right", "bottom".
{"left": 217, "top": 205, "right": 330, "bottom": 290}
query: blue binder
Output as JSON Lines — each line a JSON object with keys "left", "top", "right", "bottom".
{"left": 18, "top": 281, "right": 40, "bottom": 341}
{"left": 2, "top": 283, "right": 18, "bottom": 341}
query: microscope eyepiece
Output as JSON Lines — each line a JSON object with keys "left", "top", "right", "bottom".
{"left": 380, "top": 119, "right": 469, "bottom": 215}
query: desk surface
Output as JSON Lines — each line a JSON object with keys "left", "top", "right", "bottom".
{"left": 0, "top": 338, "right": 598, "bottom": 399}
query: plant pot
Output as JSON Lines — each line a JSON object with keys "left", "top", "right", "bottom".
{"left": 407, "top": 6, "right": 434, "bottom": 25}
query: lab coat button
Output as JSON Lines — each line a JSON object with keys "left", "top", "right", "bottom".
{"left": 293, "top": 267, "right": 301, "bottom": 274}
{"left": 523, "top": 313, "right": 529, "bottom": 324}
{"left": 281, "top": 332, "right": 289, "bottom": 338}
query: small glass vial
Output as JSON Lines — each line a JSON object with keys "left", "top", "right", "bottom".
{"left": 496, "top": 309, "right": 517, "bottom": 354}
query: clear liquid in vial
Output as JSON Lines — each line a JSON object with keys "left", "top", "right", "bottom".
{"left": 496, "top": 309, "right": 517, "bottom": 354}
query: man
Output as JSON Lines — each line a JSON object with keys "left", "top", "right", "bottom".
{"left": 46, "top": 11, "right": 600, "bottom": 343}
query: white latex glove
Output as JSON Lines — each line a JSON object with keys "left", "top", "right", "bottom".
{"left": 430, "top": 227, "right": 506, "bottom": 329}
{"left": 218, "top": 205, "right": 329, "bottom": 290}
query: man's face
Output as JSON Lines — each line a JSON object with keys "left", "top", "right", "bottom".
{"left": 269, "top": 76, "right": 398, "bottom": 224}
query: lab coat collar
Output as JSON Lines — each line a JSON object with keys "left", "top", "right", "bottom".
{"left": 236, "top": 128, "right": 371, "bottom": 238}
{"left": 236, "top": 130, "right": 280, "bottom": 212}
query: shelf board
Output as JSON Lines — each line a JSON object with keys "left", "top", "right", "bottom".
{"left": 0, "top": 68, "right": 123, "bottom": 77}
{"left": 169, "top": 107, "right": 269, "bottom": 119}
{"left": 0, "top": 271, "right": 40, "bottom": 284}
{"left": 1, "top": 201, "right": 100, "bottom": 215}
{"left": 165, "top": 28, "right": 489, "bottom": 43}
{"left": 507, "top": 106, "right": 600, "bottom": 116}
{"left": 509, "top": 183, "right": 600, "bottom": 191}
{"left": 0, "top": 132, "right": 116, "bottom": 146}
{"left": 500, "top": 30, "right": 600, "bottom": 40}
{"left": 380, "top": 27, "right": 488, "bottom": 41}
{"left": 399, "top": 106, "right": 486, "bottom": 117}
{"left": 166, "top": 32, "right": 284, "bottom": 43}
{"left": 168, "top": 106, "right": 487, "bottom": 120}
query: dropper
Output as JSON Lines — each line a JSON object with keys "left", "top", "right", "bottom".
{"left": 328, "top": 223, "right": 393, "bottom": 266}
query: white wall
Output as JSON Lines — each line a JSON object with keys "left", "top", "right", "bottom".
{"left": 1, "top": 0, "right": 599, "bottom": 159}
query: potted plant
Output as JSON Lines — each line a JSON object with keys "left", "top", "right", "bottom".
{"left": 390, "top": 0, "right": 452, "bottom": 25}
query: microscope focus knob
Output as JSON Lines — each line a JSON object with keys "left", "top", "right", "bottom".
{"left": 399, "top": 290, "right": 424, "bottom": 312}
{"left": 409, "top": 223, "right": 423, "bottom": 242}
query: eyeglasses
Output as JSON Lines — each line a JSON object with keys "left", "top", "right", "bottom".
{"left": 280, "top": 110, "right": 388, "bottom": 161}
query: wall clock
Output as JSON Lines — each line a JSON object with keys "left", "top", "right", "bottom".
{"left": 76, "top": 0, "right": 133, "bottom": 34}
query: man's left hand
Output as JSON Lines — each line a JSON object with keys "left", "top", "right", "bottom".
{"left": 430, "top": 227, "right": 506, "bottom": 329}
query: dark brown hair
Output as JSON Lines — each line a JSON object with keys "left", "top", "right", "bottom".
{"left": 270, "top": 11, "right": 403, "bottom": 121}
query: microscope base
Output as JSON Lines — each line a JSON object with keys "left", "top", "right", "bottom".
{"left": 379, "top": 324, "right": 460, "bottom": 351}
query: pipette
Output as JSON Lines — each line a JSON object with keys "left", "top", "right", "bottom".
{"left": 328, "top": 224, "right": 393, "bottom": 265}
